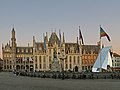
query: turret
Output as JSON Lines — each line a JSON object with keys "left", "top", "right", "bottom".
{"left": 63, "top": 32, "right": 65, "bottom": 43}
{"left": 33, "top": 36, "right": 36, "bottom": 72}
{"left": 62, "top": 32, "right": 65, "bottom": 52}
{"left": 11, "top": 27, "right": 17, "bottom": 70}
{"left": 46, "top": 32, "right": 48, "bottom": 44}
{"left": 11, "top": 27, "right": 16, "bottom": 48}
{"left": 77, "top": 37, "right": 79, "bottom": 53}
{"left": 33, "top": 36, "right": 35, "bottom": 48}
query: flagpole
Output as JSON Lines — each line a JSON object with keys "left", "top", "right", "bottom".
{"left": 79, "top": 26, "right": 83, "bottom": 72}
{"left": 99, "top": 25, "right": 102, "bottom": 72}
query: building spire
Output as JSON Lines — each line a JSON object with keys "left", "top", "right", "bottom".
{"left": 46, "top": 32, "right": 48, "bottom": 43}
{"left": 33, "top": 36, "right": 35, "bottom": 48}
{"left": 11, "top": 26, "right": 16, "bottom": 48}
{"left": 12, "top": 24, "right": 15, "bottom": 32}
{"left": 63, "top": 32, "right": 65, "bottom": 43}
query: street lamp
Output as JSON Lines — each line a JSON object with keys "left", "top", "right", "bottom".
{"left": 58, "top": 49, "right": 66, "bottom": 80}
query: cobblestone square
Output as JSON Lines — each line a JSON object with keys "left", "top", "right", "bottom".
{"left": 0, "top": 72, "right": 120, "bottom": 90}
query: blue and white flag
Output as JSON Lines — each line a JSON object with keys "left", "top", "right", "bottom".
{"left": 43, "top": 33, "right": 46, "bottom": 51}
{"left": 59, "top": 29, "right": 61, "bottom": 47}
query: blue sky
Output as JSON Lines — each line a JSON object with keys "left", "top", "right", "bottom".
{"left": 0, "top": 0, "right": 120, "bottom": 57}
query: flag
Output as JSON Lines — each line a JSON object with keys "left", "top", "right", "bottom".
{"left": 59, "top": 29, "right": 61, "bottom": 47}
{"left": 79, "top": 26, "right": 84, "bottom": 45}
{"left": 43, "top": 34, "right": 46, "bottom": 51}
{"left": 100, "top": 26, "right": 111, "bottom": 42}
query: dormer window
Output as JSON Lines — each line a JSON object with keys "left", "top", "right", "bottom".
{"left": 17, "top": 49, "right": 20, "bottom": 52}
{"left": 22, "top": 49, "right": 24, "bottom": 53}
{"left": 26, "top": 49, "right": 28, "bottom": 53}
{"left": 30, "top": 49, "right": 32, "bottom": 53}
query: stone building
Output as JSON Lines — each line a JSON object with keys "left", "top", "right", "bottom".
{"left": 112, "top": 53, "right": 120, "bottom": 71}
{"left": 2, "top": 27, "right": 100, "bottom": 72}
{"left": 0, "top": 58, "right": 3, "bottom": 71}
{"left": 2, "top": 28, "right": 33, "bottom": 72}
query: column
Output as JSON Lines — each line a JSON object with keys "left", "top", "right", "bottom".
{"left": 37, "top": 56, "right": 40, "bottom": 71}
{"left": 72, "top": 56, "right": 73, "bottom": 71}
{"left": 68, "top": 56, "right": 70, "bottom": 70}
{"left": 41, "top": 56, "right": 43, "bottom": 71}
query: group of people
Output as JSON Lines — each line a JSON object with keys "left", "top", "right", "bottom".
{"left": 13, "top": 70, "right": 120, "bottom": 80}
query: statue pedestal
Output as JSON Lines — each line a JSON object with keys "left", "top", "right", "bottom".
{"left": 51, "top": 58, "right": 60, "bottom": 72}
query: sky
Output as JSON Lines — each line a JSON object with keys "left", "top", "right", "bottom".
{"left": 0, "top": 0, "right": 120, "bottom": 58}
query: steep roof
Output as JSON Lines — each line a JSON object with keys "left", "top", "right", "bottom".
{"left": 113, "top": 53, "right": 120, "bottom": 57}
{"left": 35, "top": 42, "right": 44, "bottom": 51}
{"left": 48, "top": 32, "right": 60, "bottom": 46}
{"left": 65, "top": 43, "right": 100, "bottom": 54}
{"left": 82, "top": 45, "right": 100, "bottom": 54}
{"left": 65, "top": 43, "right": 79, "bottom": 53}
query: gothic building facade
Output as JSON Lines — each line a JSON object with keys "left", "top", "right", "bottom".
{"left": 2, "top": 28, "right": 100, "bottom": 72}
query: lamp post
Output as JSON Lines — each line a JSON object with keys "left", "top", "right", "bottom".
{"left": 23, "top": 56, "right": 27, "bottom": 72}
{"left": 58, "top": 49, "right": 66, "bottom": 80}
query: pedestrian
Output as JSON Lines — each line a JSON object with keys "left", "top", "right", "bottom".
{"left": 16, "top": 71, "right": 19, "bottom": 76}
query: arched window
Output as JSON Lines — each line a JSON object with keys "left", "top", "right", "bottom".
{"left": 10, "top": 65, "right": 12, "bottom": 69}
{"left": 49, "top": 56, "right": 51, "bottom": 63}
{"left": 43, "top": 56, "right": 45, "bottom": 63}
{"left": 69, "top": 56, "right": 71, "bottom": 63}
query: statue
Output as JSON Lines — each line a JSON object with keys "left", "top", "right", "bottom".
{"left": 51, "top": 47, "right": 60, "bottom": 72}
{"left": 53, "top": 48, "right": 57, "bottom": 58}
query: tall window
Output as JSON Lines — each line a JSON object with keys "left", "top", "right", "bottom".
{"left": 4, "top": 66, "right": 6, "bottom": 69}
{"left": 74, "top": 56, "right": 75, "bottom": 64}
{"left": 39, "top": 64, "right": 41, "bottom": 69}
{"left": 30, "top": 49, "right": 32, "bottom": 53}
{"left": 35, "top": 64, "right": 37, "bottom": 69}
{"left": 26, "top": 49, "right": 28, "bottom": 53}
{"left": 43, "top": 64, "right": 46, "bottom": 69}
{"left": 70, "top": 64, "right": 72, "bottom": 69}
{"left": 69, "top": 56, "right": 71, "bottom": 63}
{"left": 77, "top": 56, "right": 79, "bottom": 64}
{"left": 35, "top": 56, "right": 37, "bottom": 63}
{"left": 65, "top": 64, "right": 68, "bottom": 69}
{"left": 43, "top": 56, "right": 46, "bottom": 63}
{"left": 10, "top": 65, "right": 12, "bottom": 69}
{"left": 39, "top": 56, "right": 41, "bottom": 63}
{"left": 49, "top": 56, "right": 51, "bottom": 64}
{"left": 10, "top": 61, "right": 11, "bottom": 64}
{"left": 49, "top": 64, "right": 51, "bottom": 69}
{"left": 43, "top": 56, "right": 46, "bottom": 69}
